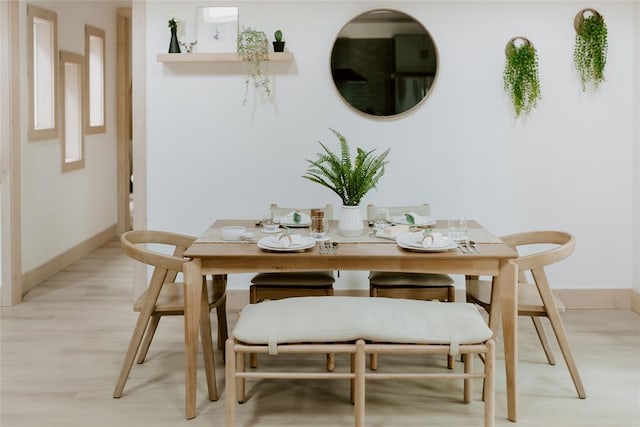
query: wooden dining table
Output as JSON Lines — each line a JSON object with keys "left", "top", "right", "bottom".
{"left": 182, "top": 219, "right": 519, "bottom": 421}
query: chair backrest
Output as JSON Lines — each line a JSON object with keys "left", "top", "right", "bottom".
{"left": 270, "top": 203, "right": 334, "bottom": 220}
{"left": 366, "top": 203, "right": 431, "bottom": 221}
{"left": 501, "top": 231, "right": 575, "bottom": 273}
{"left": 121, "top": 230, "right": 196, "bottom": 285}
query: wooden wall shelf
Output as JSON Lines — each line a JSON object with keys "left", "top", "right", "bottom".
{"left": 157, "top": 52, "right": 293, "bottom": 63}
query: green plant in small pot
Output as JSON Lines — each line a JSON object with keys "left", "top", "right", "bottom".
{"left": 237, "top": 26, "right": 271, "bottom": 105}
{"left": 303, "top": 128, "right": 390, "bottom": 236}
{"left": 573, "top": 9, "right": 607, "bottom": 91}
{"left": 503, "top": 37, "right": 541, "bottom": 117}
{"left": 273, "top": 29, "right": 285, "bottom": 53}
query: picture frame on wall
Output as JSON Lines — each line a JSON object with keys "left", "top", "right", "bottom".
{"left": 196, "top": 6, "right": 238, "bottom": 53}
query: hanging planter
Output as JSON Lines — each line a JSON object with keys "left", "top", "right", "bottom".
{"left": 237, "top": 26, "right": 271, "bottom": 105}
{"left": 573, "top": 8, "right": 608, "bottom": 91}
{"left": 503, "top": 37, "right": 541, "bottom": 117}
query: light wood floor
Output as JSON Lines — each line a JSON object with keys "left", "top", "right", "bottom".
{"left": 1, "top": 239, "right": 639, "bottom": 427}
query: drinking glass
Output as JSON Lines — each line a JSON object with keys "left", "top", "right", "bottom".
{"left": 311, "top": 215, "right": 329, "bottom": 240}
{"left": 374, "top": 208, "right": 390, "bottom": 232}
{"left": 448, "top": 217, "right": 468, "bottom": 243}
{"left": 262, "top": 208, "right": 279, "bottom": 232}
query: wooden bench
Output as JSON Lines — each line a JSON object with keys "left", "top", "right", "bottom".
{"left": 225, "top": 296, "right": 495, "bottom": 427}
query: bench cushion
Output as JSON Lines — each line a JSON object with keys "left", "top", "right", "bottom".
{"left": 233, "top": 296, "right": 492, "bottom": 348}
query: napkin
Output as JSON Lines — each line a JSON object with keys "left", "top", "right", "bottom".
{"left": 422, "top": 232, "right": 448, "bottom": 248}
{"left": 378, "top": 225, "right": 410, "bottom": 239}
{"left": 280, "top": 211, "right": 311, "bottom": 225}
{"left": 403, "top": 211, "right": 433, "bottom": 225}
{"left": 267, "top": 233, "right": 305, "bottom": 248}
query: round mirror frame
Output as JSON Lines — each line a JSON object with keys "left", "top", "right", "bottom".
{"left": 330, "top": 9, "right": 439, "bottom": 118}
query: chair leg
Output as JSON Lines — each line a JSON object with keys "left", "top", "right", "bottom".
{"left": 326, "top": 353, "right": 335, "bottom": 372}
{"left": 136, "top": 314, "right": 161, "bottom": 364}
{"left": 200, "top": 283, "right": 218, "bottom": 401}
{"left": 531, "top": 316, "right": 556, "bottom": 365}
{"left": 113, "top": 310, "right": 153, "bottom": 398}
{"left": 370, "top": 353, "right": 379, "bottom": 370}
{"left": 546, "top": 309, "right": 587, "bottom": 398}
{"left": 532, "top": 268, "right": 586, "bottom": 399}
{"left": 216, "top": 297, "right": 229, "bottom": 362}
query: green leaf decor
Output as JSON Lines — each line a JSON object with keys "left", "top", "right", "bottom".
{"left": 503, "top": 37, "right": 541, "bottom": 117}
{"left": 303, "top": 128, "right": 390, "bottom": 207}
{"left": 237, "top": 26, "right": 271, "bottom": 105}
{"left": 573, "top": 9, "right": 607, "bottom": 91}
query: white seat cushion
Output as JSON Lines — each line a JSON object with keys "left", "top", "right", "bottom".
{"left": 233, "top": 296, "right": 492, "bottom": 347}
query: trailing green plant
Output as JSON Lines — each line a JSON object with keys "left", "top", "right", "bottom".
{"left": 573, "top": 11, "right": 607, "bottom": 91}
{"left": 503, "top": 39, "right": 541, "bottom": 117}
{"left": 303, "top": 128, "right": 390, "bottom": 207}
{"left": 237, "top": 26, "right": 271, "bottom": 105}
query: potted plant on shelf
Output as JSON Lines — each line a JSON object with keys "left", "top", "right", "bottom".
{"left": 237, "top": 26, "right": 271, "bottom": 105}
{"left": 303, "top": 128, "right": 390, "bottom": 237}
{"left": 503, "top": 37, "right": 541, "bottom": 117}
{"left": 573, "top": 8, "right": 607, "bottom": 91}
{"left": 273, "top": 29, "right": 285, "bottom": 52}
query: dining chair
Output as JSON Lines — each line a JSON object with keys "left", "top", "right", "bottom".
{"left": 113, "top": 230, "right": 228, "bottom": 401}
{"left": 367, "top": 203, "right": 456, "bottom": 370}
{"left": 465, "top": 230, "right": 586, "bottom": 399}
{"left": 250, "top": 203, "right": 336, "bottom": 369}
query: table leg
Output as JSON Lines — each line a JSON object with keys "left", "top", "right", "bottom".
{"left": 494, "top": 259, "right": 518, "bottom": 422}
{"left": 183, "top": 258, "right": 203, "bottom": 419}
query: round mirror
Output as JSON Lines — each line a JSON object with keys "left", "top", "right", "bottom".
{"left": 331, "top": 9, "right": 438, "bottom": 117}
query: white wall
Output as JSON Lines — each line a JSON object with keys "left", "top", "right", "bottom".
{"left": 20, "top": 1, "right": 119, "bottom": 273}
{"left": 143, "top": 1, "right": 637, "bottom": 292}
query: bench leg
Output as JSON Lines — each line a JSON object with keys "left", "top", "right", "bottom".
{"left": 225, "top": 339, "right": 236, "bottom": 427}
{"left": 484, "top": 340, "right": 496, "bottom": 427}
{"left": 464, "top": 352, "right": 473, "bottom": 403}
{"left": 350, "top": 353, "right": 355, "bottom": 404}
{"left": 236, "top": 351, "right": 246, "bottom": 403}
{"left": 354, "top": 340, "right": 365, "bottom": 427}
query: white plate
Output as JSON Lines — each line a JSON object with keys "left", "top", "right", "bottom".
{"left": 261, "top": 227, "right": 281, "bottom": 233}
{"left": 389, "top": 215, "right": 436, "bottom": 227}
{"left": 396, "top": 233, "right": 457, "bottom": 252}
{"left": 257, "top": 236, "right": 316, "bottom": 252}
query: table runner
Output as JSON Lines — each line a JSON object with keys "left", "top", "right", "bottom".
{"left": 195, "top": 223, "right": 502, "bottom": 244}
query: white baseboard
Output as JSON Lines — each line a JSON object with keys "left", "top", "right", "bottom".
{"left": 226, "top": 288, "right": 638, "bottom": 313}
{"left": 632, "top": 289, "right": 640, "bottom": 314}
{"left": 22, "top": 225, "right": 117, "bottom": 295}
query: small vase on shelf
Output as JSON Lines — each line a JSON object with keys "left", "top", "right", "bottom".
{"left": 168, "top": 18, "right": 181, "bottom": 53}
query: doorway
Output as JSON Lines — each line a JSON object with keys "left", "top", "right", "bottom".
{"left": 116, "top": 7, "right": 132, "bottom": 234}
{"left": 0, "top": 0, "right": 21, "bottom": 306}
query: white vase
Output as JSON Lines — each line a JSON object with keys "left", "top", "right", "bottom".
{"left": 338, "top": 205, "right": 364, "bottom": 237}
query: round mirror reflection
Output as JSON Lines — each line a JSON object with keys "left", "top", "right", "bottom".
{"left": 331, "top": 9, "right": 438, "bottom": 117}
